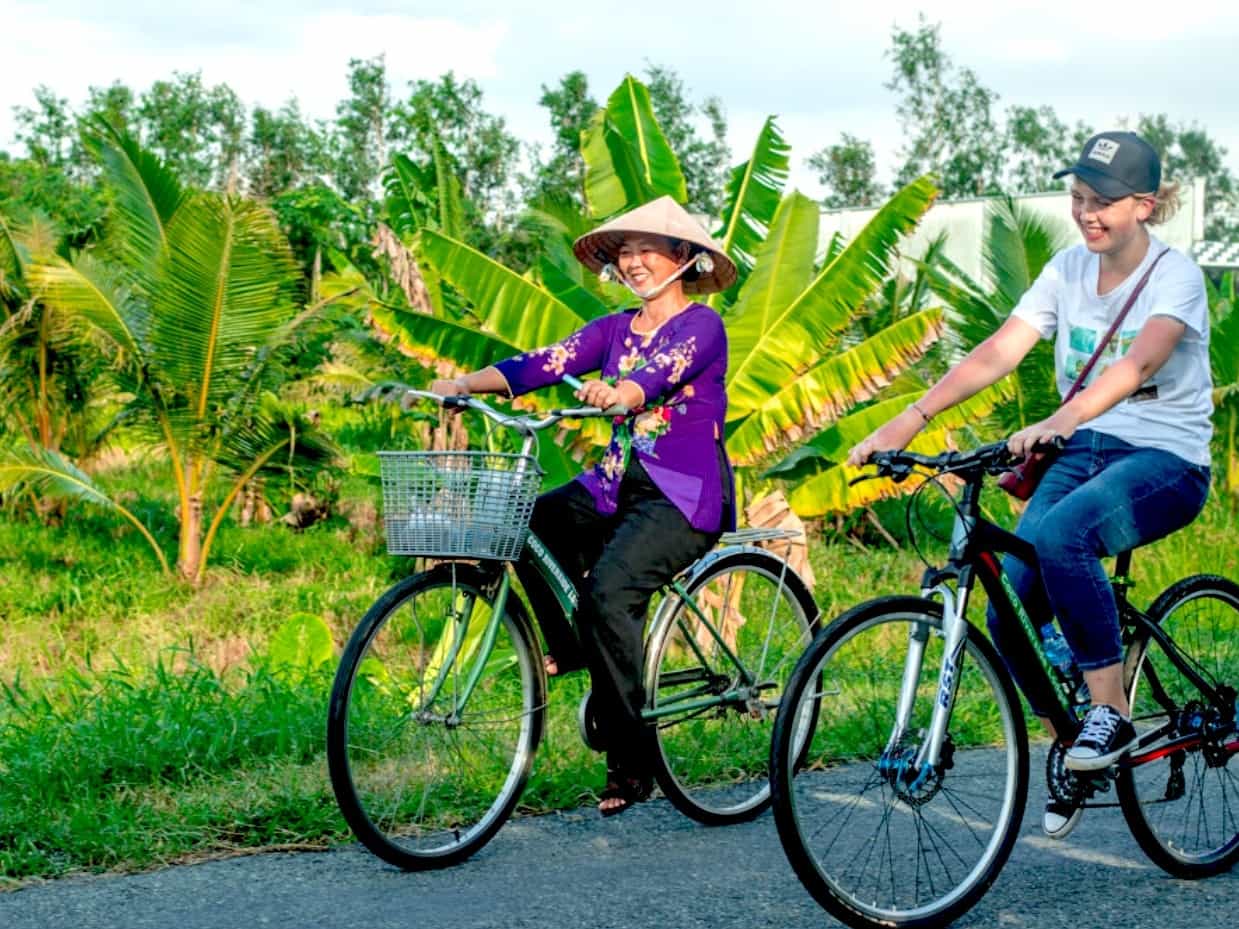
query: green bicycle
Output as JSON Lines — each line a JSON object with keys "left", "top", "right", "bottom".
{"left": 327, "top": 388, "right": 819, "bottom": 870}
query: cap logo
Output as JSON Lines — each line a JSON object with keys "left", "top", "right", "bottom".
{"left": 1087, "top": 139, "right": 1120, "bottom": 165}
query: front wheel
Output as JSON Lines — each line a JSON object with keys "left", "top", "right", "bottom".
{"left": 644, "top": 550, "right": 819, "bottom": 825}
{"left": 1117, "top": 574, "right": 1239, "bottom": 878}
{"left": 326, "top": 563, "right": 545, "bottom": 870}
{"left": 770, "top": 596, "right": 1028, "bottom": 929}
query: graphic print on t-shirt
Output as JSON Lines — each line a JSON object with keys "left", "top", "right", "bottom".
{"left": 1064, "top": 324, "right": 1141, "bottom": 383}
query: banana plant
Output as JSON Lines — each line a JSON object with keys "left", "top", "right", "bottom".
{"left": 581, "top": 75, "right": 687, "bottom": 219}
{"left": 709, "top": 116, "right": 791, "bottom": 309}
{"left": 725, "top": 179, "right": 944, "bottom": 464}
{"left": 9, "top": 124, "right": 342, "bottom": 581}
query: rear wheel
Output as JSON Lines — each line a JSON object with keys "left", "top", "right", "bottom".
{"left": 770, "top": 596, "right": 1028, "bottom": 929}
{"left": 645, "top": 550, "right": 818, "bottom": 825}
{"left": 327, "top": 563, "right": 544, "bottom": 870}
{"left": 1118, "top": 574, "right": 1239, "bottom": 878}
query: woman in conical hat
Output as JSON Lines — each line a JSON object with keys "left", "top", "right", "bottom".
{"left": 432, "top": 195, "right": 737, "bottom": 816}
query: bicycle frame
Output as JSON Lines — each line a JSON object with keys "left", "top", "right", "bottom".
{"left": 892, "top": 464, "right": 1231, "bottom": 781}
{"left": 395, "top": 386, "right": 805, "bottom": 732}
{"left": 418, "top": 528, "right": 803, "bottom": 725}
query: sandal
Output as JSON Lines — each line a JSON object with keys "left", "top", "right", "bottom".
{"left": 598, "top": 768, "right": 653, "bottom": 818}
{"left": 543, "top": 654, "right": 586, "bottom": 678}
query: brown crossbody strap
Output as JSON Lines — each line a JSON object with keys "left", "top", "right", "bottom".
{"left": 1061, "top": 247, "right": 1170, "bottom": 403}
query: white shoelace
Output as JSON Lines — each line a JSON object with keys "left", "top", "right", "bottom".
{"left": 1078, "top": 706, "right": 1121, "bottom": 746}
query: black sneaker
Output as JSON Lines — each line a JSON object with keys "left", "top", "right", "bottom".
{"left": 1042, "top": 796, "right": 1083, "bottom": 839}
{"left": 1066, "top": 704, "right": 1137, "bottom": 771}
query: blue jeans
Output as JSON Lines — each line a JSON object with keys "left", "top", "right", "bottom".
{"left": 986, "top": 430, "right": 1210, "bottom": 714}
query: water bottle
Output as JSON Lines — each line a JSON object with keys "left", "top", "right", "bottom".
{"left": 1040, "top": 623, "right": 1090, "bottom": 708}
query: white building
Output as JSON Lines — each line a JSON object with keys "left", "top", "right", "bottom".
{"left": 818, "top": 179, "right": 1237, "bottom": 284}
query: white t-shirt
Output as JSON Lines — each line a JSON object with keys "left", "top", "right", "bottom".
{"left": 1011, "top": 234, "right": 1213, "bottom": 466}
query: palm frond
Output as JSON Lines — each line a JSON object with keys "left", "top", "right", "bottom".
{"left": 26, "top": 253, "right": 147, "bottom": 360}
{"left": 84, "top": 118, "right": 184, "bottom": 274}
{"left": 0, "top": 446, "right": 170, "bottom": 572}
{"left": 0, "top": 212, "right": 22, "bottom": 302}
{"left": 781, "top": 384, "right": 1011, "bottom": 518}
{"left": 152, "top": 195, "right": 301, "bottom": 417}
{"left": 417, "top": 228, "right": 588, "bottom": 350}
{"left": 725, "top": 192, "right": 819, "bottom": 378}
{"left": 763, "top": 384, "right": 1012, "bottom": 482}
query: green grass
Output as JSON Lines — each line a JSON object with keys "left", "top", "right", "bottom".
{"left": 0, "top": 460, "right": 1235, "bottom": 886}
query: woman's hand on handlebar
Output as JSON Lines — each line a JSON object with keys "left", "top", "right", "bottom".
{"left": 575, "top": 378, "right": 637, "bottom": 412}
{"left": 1007, "top": 408, "right": 1080, "bottom": 458}
{"left": 846, "top": 406, "right": 927, "bottom": 468}
{"left": 429, "top": 377, "right": 468, "bottom": 398}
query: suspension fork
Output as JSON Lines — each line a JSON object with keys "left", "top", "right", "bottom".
{"left": 882, "top": 576, "right": 973, "bottom": 777}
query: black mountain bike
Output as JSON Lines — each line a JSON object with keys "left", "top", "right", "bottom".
{"left": 769, "top": 439, "right": 1239, "bottom": 929}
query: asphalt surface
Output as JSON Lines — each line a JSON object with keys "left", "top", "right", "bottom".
{"left": 3, "top": 750, "right": 1235, "bottom": 929}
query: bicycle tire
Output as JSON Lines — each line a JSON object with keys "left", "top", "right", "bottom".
{"left": 327, "top": 563, "right": 545, "bottom": 870}
{"left": 1117, "top": 574, "right": 1239, "bottom": 878}
{"left": 645, "top": 549, "right": 819, "bottom": 825}
{"left": 770, "top": 596, "right": 1028, "bottom": 929}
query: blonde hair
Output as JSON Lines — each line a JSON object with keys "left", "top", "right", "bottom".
{"left": 1142, "top": 181, "right": 1181, "bottom": 226}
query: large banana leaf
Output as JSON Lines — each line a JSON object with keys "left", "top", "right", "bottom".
{"left": 710, "top": 117, "right": 790, "bottom": 306}
{"left": 780, "top": 384, "right": 1012, "bottom": 517}
{"left": 728, "top": 309, "right": 946, "bottom": 466}
{"left": 153, "top": 196, "right": 300, "bottom": 420}
{"left": 725, "top": 192, "right": 820, "bottom": 397}
{"left": 370, "top": 302, "right": 520, "bottom": 373}
{"left": 538, "top": 258, "right": 612, "bottom": 322}
{"left": 582, "top": 76, "right": 687, "bottom": 218}
{"left": 726, "top": 177, "right": 939, "bottom": 420}
{"left": 417, "top": 229, "right": 587, "bottom": 350}
{"left": 84, "top": 119, "right": 183, "bottom": 275}
{"left": 1211, "top": 297, "right": 1238, "bottom": 397}
{"left": 765, "top": 384, "right": 1012, "bottom": 482}
{"left": 384, "top": 144, "right": 464, "bottom": 240}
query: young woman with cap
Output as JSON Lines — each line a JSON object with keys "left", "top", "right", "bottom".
{"left": 846, "top": 130, "right": 1213, "bottom": 839}
{"left": 430, "top": 195, "right": 738, "bottom": 816}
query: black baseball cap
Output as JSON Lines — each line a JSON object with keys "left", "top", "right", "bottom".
{"left": 1053, "top": 131, "right": 1161, "bottom": 199}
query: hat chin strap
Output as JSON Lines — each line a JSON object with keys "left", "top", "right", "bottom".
{"left": 600, "top": 252, "right": 715, "bottom": 301}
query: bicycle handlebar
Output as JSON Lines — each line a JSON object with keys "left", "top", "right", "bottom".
{"left": 397, "top": 386, "right": 627, "bottom": 434}
{"left": 867, "top": 435, "right": 1066, "bottom": 483}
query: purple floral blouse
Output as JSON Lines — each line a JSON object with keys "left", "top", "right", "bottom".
{"left": 494, "top": 303, "right": 735, "bottom": 533}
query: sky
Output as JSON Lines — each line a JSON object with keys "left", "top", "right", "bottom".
{"left": 3, "top": 0, "right": 1238, "bottom": 199}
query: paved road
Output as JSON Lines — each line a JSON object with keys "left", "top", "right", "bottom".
{"left": 3, "top": 754, "right": 1236, "bottom": 929}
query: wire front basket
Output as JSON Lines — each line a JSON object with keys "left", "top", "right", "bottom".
{"left": 379, "top": 450, "right": 544, "bottom": 560}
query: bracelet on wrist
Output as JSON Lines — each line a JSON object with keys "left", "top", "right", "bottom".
{"left": 909, "top": 401, "right": 934, "bottom": 425}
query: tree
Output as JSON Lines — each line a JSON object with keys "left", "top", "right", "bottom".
{"left": 1003, "top": 105, "right": 1077, "bottom": 195}
{"left": 371, "top": 76, "right": 981, "bottom": 518}
{"left": 12, "top": 86, "right": 76, "bottom": 170}
{"left": 644, "top": 64, "right": 730, "bottom": 216}
{"left": 394, "top": 73, "right": 519, "bottom": 219}
{"left": 525, "top": 70, "right": 600, "bottom": 208}
{"left": 332, "top": 56, "right": 393, "bottom": 202}
{"left": 1136, "top": 114, "right": 1237, "bottom": 240}
{"left": 245, "top": 100, "right": 328, "bottom": 199}
{"left": 6, "top": 125, "right": 341, "bottom": 581}
{"left": 808, "top": 134, "right": 883, "bottom": 209}
{"left": 135, "top": 71, "right": 246, "bottom": 189}
{"left": 887, "top": 16, "right": 1004, "bottom": 199}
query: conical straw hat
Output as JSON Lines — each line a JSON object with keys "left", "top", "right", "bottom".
{"left": 572, "top": 196, "right": 737, "bottom": 295}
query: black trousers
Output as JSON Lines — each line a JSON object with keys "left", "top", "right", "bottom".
{"left": 514, "top": 458, "right": 720, "bottom": 772}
